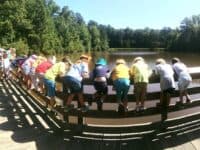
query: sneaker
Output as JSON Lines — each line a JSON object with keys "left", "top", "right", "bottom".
{"left": 118, "top": 104, "right": 125, "bottom": 113}
{"left": 139, "top": 106, "right": 146, "bottom": 111}
{"left": 186, "top": 99, "right": 191, "bottom": 103}
{"left": 97, "top": 99, "right": 103, "bottom": 111}
{"left": 124, "top": 106, "right": 128, "bottom": 112}
{"left": 161, "top": 114, "right": 167, "bottom": 122}
{"left": 135, "top": 106, "right": 140, "bottom": 112}
{"left": 49, "top": 100, "right": 56, "bottom": 108}
{"left": 64, "top": 104, "right": 74, "bottom": 112}
{"left": 88, "top": 99, "right": 93, "bottom": 106}
{"left": 81, "top": 105, "right": 89, "bottom": 112}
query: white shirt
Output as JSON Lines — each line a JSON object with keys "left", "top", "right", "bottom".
{"left": 155, "top": 63, "right": 175, "bottom": 90}
{"left": 66, "top": 61, "right": 89, "bottom": 81}
{"left": 173, "top": 62, "right": 192, "bottom": 81}
{"left": 3, "top": 58, "right": 10, "bottom": 69}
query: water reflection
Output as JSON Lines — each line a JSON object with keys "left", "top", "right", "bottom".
{"left": 68, "top": 51, "right": 200, "bottom": 86}
{"left": 90, "top": 51, "right": 200, "bottom": 70}
{"left": 67, "top": 51, "right": 200, "bottom": 70}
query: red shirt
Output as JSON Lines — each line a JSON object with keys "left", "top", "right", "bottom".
{"left": 35, "top": 61, "right": 53, "bottom": 74}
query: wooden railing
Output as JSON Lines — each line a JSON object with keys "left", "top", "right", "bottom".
{"left": 11, "top": 67, "right": 200, "bottom": 139}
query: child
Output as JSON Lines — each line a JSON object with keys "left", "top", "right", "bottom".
{"left": 154, "top": 58, "right": 175, "bottom": 121}
{"left": 63, "top": 55, "right": 90, "bottom": 112}
{"left": 2, "top": 52, "right": 11, "bottom": 79}
{"left": 44, "top": 57, "right": 72, "bottom": 108}
{"left": 35, "top": 56, "right": 56, "bottom": 94}
{"left": 130, "top": 57, "right": 149, "bottom": 112}
{"left": 172, "top": 57, "right": 192, "bottom": 104}
{"left": 111, "top": 59, "right": 130, "bottom": 113}
{"left": 21, "top": 54, "right": 38, "bottom": 89}
{"left": 90, "top": 58, "right": 109, "bottom": 111}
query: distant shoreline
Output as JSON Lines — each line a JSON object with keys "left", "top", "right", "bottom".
{"left": 109, "top": 48, "right": 165, "bottom": 52}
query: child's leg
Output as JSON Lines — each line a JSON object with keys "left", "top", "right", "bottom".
{"left": 161, "top": 91, "right": 170, "bottom": 121}
{"left": 66, "top": 93, "right": 75, "bottom": 106}
{"left": 140, "top": 83, "right": 147, "bottom": 107}
{"left": 77, "top": 92, "right": 85, "bottom": 106}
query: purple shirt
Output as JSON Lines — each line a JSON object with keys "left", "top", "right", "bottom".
{"left": 91, "top": 65, "right": 109, "bottom": 79}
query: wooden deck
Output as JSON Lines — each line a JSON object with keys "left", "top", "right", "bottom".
{"left": 0, "top": 79, "right": 200, "bottom": 150}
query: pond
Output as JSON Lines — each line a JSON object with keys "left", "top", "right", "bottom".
{"left": 89, "top": 51, "right": 200, "bottom": 70}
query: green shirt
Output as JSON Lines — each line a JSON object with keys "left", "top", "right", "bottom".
{"left": 130, "top": 61, "right": 149, "bottom": 83}
{"left": 44, "top": 62, "right": 66, "bottom": 81}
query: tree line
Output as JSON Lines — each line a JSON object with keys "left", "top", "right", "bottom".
{"left": 0, "top": 0, "right": 200, "bottom": 55}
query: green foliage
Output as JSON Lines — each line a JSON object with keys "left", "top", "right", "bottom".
{"left": 9, "top": 39, "right": 29, "bottom": 56}
{"left": 0, "top": 0, "right": 200, "bottom": 55}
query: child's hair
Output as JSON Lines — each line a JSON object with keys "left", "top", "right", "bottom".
{"left": 133, "top": 57, "right": 144, "bottom": 63}
{"left": 172, "top": 57, "right": 180, "bottom": 64}
{"left": 116, "top": 59, "right": 126, "bottom": 65}
{"left": 156, "top": 58, "right": 166, "bottom": 65}
{"left": 62, "top": 56, "right": 72, "bottom": 65}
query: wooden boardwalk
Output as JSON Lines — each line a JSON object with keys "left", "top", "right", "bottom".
{"left": 0, "top": 79, "right": 200, "bottom": 150}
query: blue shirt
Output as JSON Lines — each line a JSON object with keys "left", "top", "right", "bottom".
{"left": 66, "top": 62, "right": 88, "bottom": 81}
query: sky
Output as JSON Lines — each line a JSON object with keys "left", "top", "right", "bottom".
{"left": 55, "top": 0, "right": 200, "bottom": 29}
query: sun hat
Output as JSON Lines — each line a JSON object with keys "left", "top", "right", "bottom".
{"left": 133, "top": 57, "right": 144, "bottom": 63}
{"left": 116, "top": 59, "right": 126, "bottom": 65}
{"left": 80, "top": 54, "right": 89, "bottom": 60}
{"left": 31, "top": 54, "right": 37, "bottom": 59}
{"left": 156, "top": 58, "right": 166, "bottom": 65}
{"left": 172, "top": 57, "right": 180, "bottom": 64}
{"left": 95, "top": 58, "right": 107, "bottom": 65}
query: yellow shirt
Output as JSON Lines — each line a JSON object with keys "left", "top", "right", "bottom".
{"left": 111, "top": 64, "right": 130, "bottom": 80}
{"left": 130, "top": 61, "right": 149, "bottom": 83}
{"left": 44, "top": 62, "right": 66, "bottom": 81}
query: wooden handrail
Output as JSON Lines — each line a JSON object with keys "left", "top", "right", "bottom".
{"left": 9, "top": 66, "right": 200, "bottom": 132}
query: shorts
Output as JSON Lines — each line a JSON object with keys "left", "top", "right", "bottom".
{"left": 178, "top": 78, "right": 191, "bottom": 92}
{"left": 163, "top": 88, "right": 175, "bottom": 94}
{"left": 134, "top": 82, "right": 147, "bottom": 94}
{"left": 44, "top": 78, "right": 55, "bottom": 97}
{"left": 22, "top": 65, "right": 31, "bottom": 75}
{"left": 63, "top": 76, "right": 82, "bottom": 93}
{"left": 36, "top": 73, "right": 44, "bottom": 83}
{"left": 94, "top": 81, "right": 108, "bottom": 95}
{"left": 160, "top": 76, "right": 175, "bottom": 92}
{"left": 113, "top": 78, "right": 130, "bottom": 103}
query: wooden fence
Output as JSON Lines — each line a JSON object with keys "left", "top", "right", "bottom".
{"left": 11, "top": 67, "right": 200, "bottom": 140}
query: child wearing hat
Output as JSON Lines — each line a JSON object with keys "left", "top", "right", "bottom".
{"left": 90, "top": 58, "right": 110, "bottom": 111}
{"left": 111, "top": 59, "right": 130, "bottom": 113}
{"left": 130, "top": 57, "right": 150, "bottom": 112}
{"left": 172, "top": 57, "right": 192, "bottom": 104}
{"left": 44, "top": 56, "right": 72, "bottom": 108}
{"left": 63, "top": 54, "right": 90, "bottom": 112}
{"left": 154, "top": 58, "right": 175, "bottom": 121}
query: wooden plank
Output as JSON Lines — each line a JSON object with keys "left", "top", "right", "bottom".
{"left": 185, "top": 127, "right": 200, "bottom": 150}
{"left": 64, "top": 101, "right": 200, "bottom": 119}
{"left": 1, "top": 78, "right": 200, "bottom": 149}
{"left": 56, "top": 85, "right": 200, "bottom": 102}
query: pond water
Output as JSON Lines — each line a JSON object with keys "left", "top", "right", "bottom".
{"left": 89, "top": 51, "right": 200, "bottom": 70}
